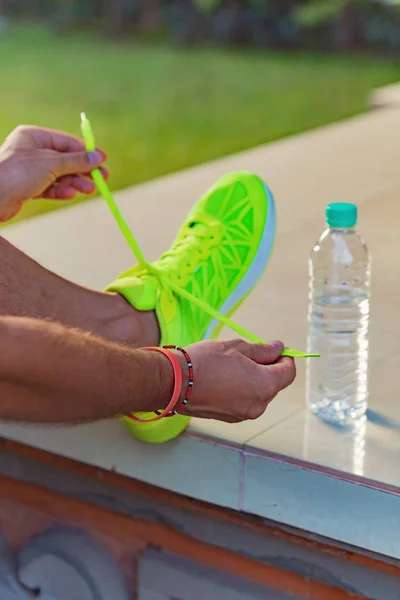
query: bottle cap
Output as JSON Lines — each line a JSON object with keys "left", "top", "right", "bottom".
{"left": 326, "top": 203, "right": 358, "bottom": 229}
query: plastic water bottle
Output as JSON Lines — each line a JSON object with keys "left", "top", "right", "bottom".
{"left": 306, "top": 203, "right": 371, "bottom": 424}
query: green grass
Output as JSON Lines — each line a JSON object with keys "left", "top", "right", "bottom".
{"left": 1, "top": 25, "right": 399, "bottom": 222}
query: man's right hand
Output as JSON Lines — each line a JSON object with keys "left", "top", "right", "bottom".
{"left": 0, "top": 316, "right": 295, "bottom": 425}
{"left": 180, "top": 339, "right": 296, "bottom": 422}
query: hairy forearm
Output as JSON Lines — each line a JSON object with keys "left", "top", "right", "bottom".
{"left": 0, "top": 316, "right": 174, "bottom": 424}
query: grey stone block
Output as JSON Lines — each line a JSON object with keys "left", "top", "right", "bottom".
{"left": 18, "top": 527, "right": 130, "bottom": 600}
{"left": 0, "top": 535, "right": 32, "bottom": 599}
{"left": 139, "top": 550, "right": 303, "bottom": 600}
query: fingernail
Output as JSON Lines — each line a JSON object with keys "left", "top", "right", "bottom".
{"left": 271, "top": 341, "right": 283, "bottom": 351}
{"left": 87, "top": 151, "right": 103, "bottom": 165}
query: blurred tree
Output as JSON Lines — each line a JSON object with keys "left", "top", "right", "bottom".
{"left": 193, "top": 0, "right": 301, "bottom": 46}
{"left": 0, "top": 0, "right": 9, "bottom": 34}
{"left": 163, "top": 0, "right": 206, "bottom": 44}
{"left": 2, "top": 0, "right": 397, "bottom": 52}
{"left": 51, "top": 0, "right": 102, "bottom": 32}
{"left": 295, "top": 0, "right": 400, "bottom": 50}
{"left": 102, "top": 0, "right": 161, "bottom": 37}
{"left": 193, "top": 0, "right": 399, "bottom": 50}
{"left": 102, "top": 0, "right": 126, "bottom": 36}
{"left": 295, "top": 1, "right": 362, "bottom": 49}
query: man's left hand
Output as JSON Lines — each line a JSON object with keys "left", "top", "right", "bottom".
{"left": 0, "top": 125, "right": 108, "bottom": 222}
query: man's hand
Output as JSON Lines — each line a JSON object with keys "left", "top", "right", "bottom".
{"left": 0, "top": 317, "right": 296, "bottom": 425}
{"left": 180, "top": 339, "right": 296, "bottom": 422}
{"left": 0, "top": 125, "right": 108, "bottom": 221}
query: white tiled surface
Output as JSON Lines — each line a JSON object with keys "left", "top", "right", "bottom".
{"left": 246, "top": 349, "right": 400, "bottom": 488}
{"left": 1, "top": 106, "right": 400, "bottom": 556}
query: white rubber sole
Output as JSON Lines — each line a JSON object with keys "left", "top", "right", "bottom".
{"left": 203, "top": 183, "right": 276, "bottom": 340}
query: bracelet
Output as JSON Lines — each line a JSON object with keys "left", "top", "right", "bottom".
{"left": 124, "top": 347, "right": 183, "bottom": 423}
{"left": 161, "top": 346, "right": 194, "bottom": 417}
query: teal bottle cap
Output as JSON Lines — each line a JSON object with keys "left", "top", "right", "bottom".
{"left": 326, "top": 202, "right": 358, "bottom": 229}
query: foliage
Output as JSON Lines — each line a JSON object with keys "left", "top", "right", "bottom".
{"left": 295, "top": 0, "right": 400, "bottom": 28}
{"left": 294, "top": 0, "right": 348, "bottom": 28}
{"left": 2, "top": 1, "right": 399, "bottom": 52}
{"left": 181, "top": 0, "right": 400, "bottom": 51}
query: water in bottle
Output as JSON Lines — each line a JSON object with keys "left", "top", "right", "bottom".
{"left": 306, "top": 202, "right": 371, "bottom": 424}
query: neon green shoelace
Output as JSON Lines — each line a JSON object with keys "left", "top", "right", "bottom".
{"left": 80, "top": 113, "right": 319, "bottom": 359}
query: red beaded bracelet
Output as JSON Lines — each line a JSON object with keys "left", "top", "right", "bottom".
{"left": 124, "top": 347, "right": 183, "bottom": 423}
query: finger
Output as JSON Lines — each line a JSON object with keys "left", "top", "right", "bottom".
{"left": 52, "top": 169, "right": 108, "bottom": 197}
{"left": 26, "top": 126, "right": 108, "bottom": 158}
{"left": 21, "top": 126, "right": 86, "bottom": 153}
{"left": 88, "top": 166, "right": 109, "bottom": 180}
{"left": 56, "top": 175, "right": 96, "bottom": 195}
{"left": 238, "top": 340, "right": 284, "bottom": 365}
{"left": 100, "top": 166, "right": 109, "bottom": 180}
{"left": 43, "top": 129, "right": 88, "bottom": 153}
{"left": 52, "top": 149, "right": 106, "bottom": 177}
{"left": 262, "top": 357, "right": 296, "bottom": 397}
{"left": 41, "top": 185, "right": 77, "bottom": 200}
{"left": 65, "top": 166, "right": 109, "bottom": 182}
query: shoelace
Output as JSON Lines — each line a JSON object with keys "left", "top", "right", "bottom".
{"left": 81, "top": 113, "right": 319, "bottom": 359}
{"left": 158, "top": 224, "right": 211, "bottom": 286}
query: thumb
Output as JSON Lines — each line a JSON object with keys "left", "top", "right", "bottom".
{"left": 52, "top": 150, "right": 105, "bottom": 177}
{"left": 238, "top": 340, "right": 284, "bottom": 365}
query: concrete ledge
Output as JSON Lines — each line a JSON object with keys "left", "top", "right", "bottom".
{"left": 370, "top": 82, "right": 400, "bottom": 109}
{"left": 1, "top": 104, "right": 400, "bottom": 558}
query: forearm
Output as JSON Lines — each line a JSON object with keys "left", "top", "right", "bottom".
{"left": 0, "top": 316, "right": 173, "bottom": 423}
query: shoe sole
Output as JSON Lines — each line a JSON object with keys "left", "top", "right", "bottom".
{"left": 204, "top": 183, "right": 276, "bottom": 341}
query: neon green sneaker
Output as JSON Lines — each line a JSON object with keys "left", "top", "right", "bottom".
{"left": 107, "top": 172, "right": 276, "bottom": 443}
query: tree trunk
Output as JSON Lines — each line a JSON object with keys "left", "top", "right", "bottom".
{"left": 336, "top": 2, "right": 362, "bottom": 51}
{"left": 102, "top": 0, "right": 126, "bottom": 36}
{"left": 138, "top": 0, "right": 163, "bottom": 33}
{"left": 23, "top": 0, "right": 42, "bottom": 17}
